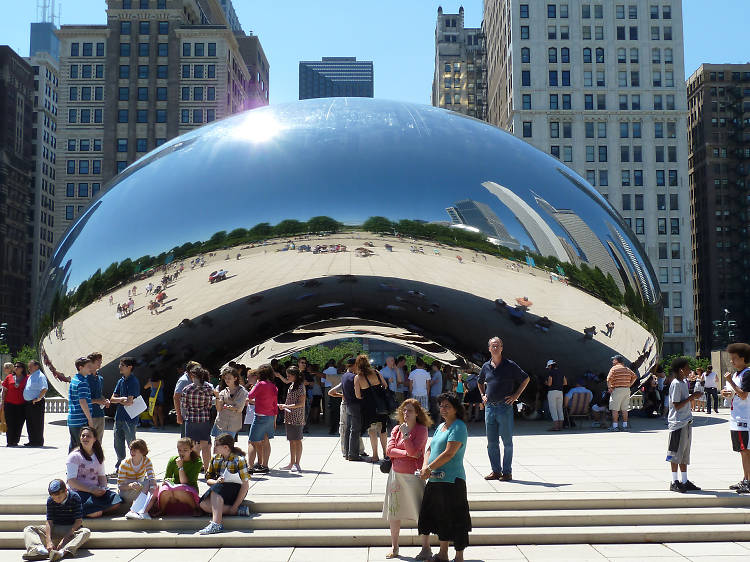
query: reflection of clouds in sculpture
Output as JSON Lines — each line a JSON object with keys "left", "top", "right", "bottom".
{"left": 36, "top": 98, "right": 661, "bottom": 399}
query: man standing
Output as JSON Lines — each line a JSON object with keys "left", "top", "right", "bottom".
{"left": 408, "top": 358, "right": 431, "bottom": 411}
{"left": 341, "top": 358, "right": 365, "bottom": 461}
{"left": 479, "top": 337, "right": 529, "bottom": 481}
{"left": 23, "top": 360, "right": 48, "bottom": 447}
{"left": 395, "top": 356, "right": 408, "bottom": 402}
{"left": 429, "top": 361, "right": 443, "bottom": 423}
{"left": 109, "top": 357, "right": 141, "bottom": 473}
{"left": 667, "top": 357, "right": 702, "bottom": 493}
{"left": 67, "top": 358, "right": 94, "bottom": 452}
{"left": 86, "top": 353, "right": 108, "bottom": 441}
{"left": 607, "top": 355, "right": 637, "bottom": 431}
{"left": 703, "top": 364, "right": 720, "bottom": 414}
{"left": 322, "top": 359, "right": 340, "bottom": 435}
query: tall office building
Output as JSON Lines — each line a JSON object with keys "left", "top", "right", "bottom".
{"left": 483, "top": 0, "right": 694, "bottom": 355}
{"left": 299, "top": 57, "right": 373, "bottom": 100}
{"left": 218, "top": 0, "right": 242, "bottom": 33}
{"left": 0, "top": 46, "right": 34, "bottom": 352}
{"left": 236, "top": 34, "right": 270, "bottom": 109}
{"left": 687, "top": 64, "right": 750, "bottom": 354}
{"left": 432, "top": 7, "right": 487, "bottom": 120}
{"left": 30, "top": 22, "right": 60, "bottom": 61}
{"left": 54, "top": 0, "right": 269, "bottom": 239}
{"left": 446, "top": 199, "right": 521, "bottom": 250}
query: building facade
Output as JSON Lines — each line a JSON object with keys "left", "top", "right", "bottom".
{"left": 53, "top": 0, "right": 268, "bottom": 239}
{"left": 483, "top": 0, "right": 694, "bottom": 355}
{"left": 432, "top": 6, "right": 487, "bottom": 120}
{"left": 299, "top": 57, "right": 373, "bottom": 100}
{"left": 687, "top": 64, "right": 750, "bottom": 354}
{"left": 0, "top": 46, "right": 34, "bottom": 352}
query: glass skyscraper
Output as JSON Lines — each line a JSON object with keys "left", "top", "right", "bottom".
{"left": 299, "top": 57, "right": 373, "bottom": 99}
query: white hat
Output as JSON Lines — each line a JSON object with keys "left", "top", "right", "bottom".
{"left": 546, "top": 359, "right": 556, "bottom": 368}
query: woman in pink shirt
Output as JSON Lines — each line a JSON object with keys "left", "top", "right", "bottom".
{"left": 382, "top": 398, "right": 432, "bottom": 559}
{"left": 246, "top": 364, "right": 278, "bottom": 473}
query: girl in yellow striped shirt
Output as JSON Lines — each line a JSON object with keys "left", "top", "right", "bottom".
{"left": 117, "top": 439, "right": 156, "bottom": 519}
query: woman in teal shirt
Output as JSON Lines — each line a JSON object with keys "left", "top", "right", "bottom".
{"left": 417, "top": 393, "right": 472, "bottom": 562}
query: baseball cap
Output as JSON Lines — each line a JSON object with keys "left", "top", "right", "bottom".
{"left": 48, "top": 479, "right": 65, "bottom": 494}
{"left": 546, "top": 360, "right": 556, "bottom": 368}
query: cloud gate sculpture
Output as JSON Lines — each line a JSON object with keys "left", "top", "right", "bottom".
{"left": 37, "top": 98, "right": 661, "bottom": 402}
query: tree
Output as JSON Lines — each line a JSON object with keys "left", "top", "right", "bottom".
{"left": 306, "top": 216, "right": 341, "bottom": 233}
{"left": 274, "top": 219, "right": 306, "bottom": 236}
{"left": 362, "top": 216, "right": 394, "bottom": 233}
{"left": 248, "top": 222, "right": 273, "bottom": 239}
{"left": 13, "top": 345, "right": 37, "bottom": 364}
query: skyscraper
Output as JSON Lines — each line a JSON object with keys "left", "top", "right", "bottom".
{"left": 0, "top": 46, "right": 34, "bottom": 352}
{"left": 482, "top": 0, "right": 694, "bottom": 355}
{"left": 53, "top": 0, "right": 269, "bottom": 239}
{"left": 446, "top": 199, "right": 521, "bottom": 250}
{"left": 432, "top": 7, "right": 487, "bottom": 120}
{"left": 687, "top": 64, "right": 750, "bottom": 354}
{"left": 298, "top": 57, "right": 374, "bottom": 100}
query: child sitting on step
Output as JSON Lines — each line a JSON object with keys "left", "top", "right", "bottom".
{"left": 117, "top": 439, "right": 157, "bottom": 519}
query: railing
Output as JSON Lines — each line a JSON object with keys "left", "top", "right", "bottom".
{"left": 45, "top": 397, "right": 68, "bottom": 413}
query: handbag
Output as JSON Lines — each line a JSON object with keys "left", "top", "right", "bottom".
{"left": 148, "top": 380, "right": 162, "bottom": 417}
{"left": 379, "top": 458, "right": 392, "bottom": 474}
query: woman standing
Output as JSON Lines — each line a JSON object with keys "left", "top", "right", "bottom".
{"left": 279, "top": 366, "right": 306, "bottom": 471}
{"left": 417, "top": 393, "right": 472, "bottom": 562}
{"left": 212, "top": 367, "right": 249, "bottom": 441}
{"left": 196, "top": 433, "right": 252, "bottom": 535}
{"left": 65, "top": 426, "right": 122, "bottom": 517}
{"left": 247, "top": 364, "right": 278, "bottom": 473}
{"left": 382, "top": 398, "right": 432, "bottom": 559}
{"left": 545, "top": 360, "right": 567, "bottom": 431}
{"left": 2, "top": 362, "right": 28, "bottom": 447}
{"left": 354, "top": 355, "right": 390, "bottom": 462}
{"left": 144, "top": 373, "right": 165, "bottom": 429}
{"left": 181, "top": 367, "right": 215, "bottom": 470}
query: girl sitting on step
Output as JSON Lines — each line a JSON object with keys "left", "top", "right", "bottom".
{"left": 117, "top": 439, "right": 157, "bottom": 520}
{"left": 152, "top": 437, "right": 203, "bottom": 516}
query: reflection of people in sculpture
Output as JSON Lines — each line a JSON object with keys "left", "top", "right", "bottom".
{"left": 535, "top": 316, "right": 552, "bottom": 332}
{"left": 604, "top": 322, "right": 615, "bottom": 337}
{"left": 583, "top": 326, "right": 597, "bottom": 340}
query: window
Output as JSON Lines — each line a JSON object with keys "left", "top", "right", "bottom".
{"left": 69, "top": 86, "right": 78, "bottom": 101}
{"left": 599, "top": 170, "right": 608, "bottom": 186}
{"left": 207, "top": 87, "right": 215, "bottom": 100}
{"left": 194, "top": 65, "right": 204, "bottom": 78}
{"left": 597, "top": 94, "right": 606, "bottom": 110}
{"left": 619, "top": 94, "right": 628, "bottom": 110}
{"left": 656, "top": 146, "right": 665, "bottom": 162}
{"left": 582, "top": 4, "right": 590, "bottom": 18}
{"left": 562, "top": 94, "right": 571, "bottom": 109}
{"left": 181, "top": 109, "right": 189, "bottom": 123}
{"left": 617, "top": 48, "right": 626, "bottom": 63}
{"left": 121, "top": 21, "right": 131, "bottom": 35}
{"left": 551, "top": 145, "right": 561, "bottom": 158}
{"left": 520, "top": 4, "right": 529, "bottom": 17}
{"left": 140, "top": 0, "right": 148, "bottom": 7}
{"left": 663, "top": 5, "right": 672, "bottom": 19}
{"left": 596, "top": 70, "right": 604, "bottom": 87}
{"left": 158, "top": 65, "right": 168, "bottom": 78}
{"left": 137, "top": 87, "right": 148, "bottom": 101}
{"left": 560, "top": 4, "right": 568, "bottom": 18}
{"left": 619, "top": 71, "right": 628, "bottom": 87}
{"left": 137, "top": 109, "right": 147, "bottom": 123}
{"left": 622, "top": 194, "right": 632, "bottom": 210}
{"left": 118, "top": 109, "right": 128, "bottom": 123}
{"left": 136, "top": 138, "right": 147, "bottom": 152}
{"left": 96, "top": 64, "right": 104, "bottom": 78}
{"left": 79, "top": 160, "right": 89, "bottom": 175}
{"left": 92, "top": 183, "right": 101, "bottom": 196}
{"left": 65, "top": 206, "right": 74, "bottom": 220}
{"left": 598, "top": 146, "right": 607, "bottom": 162}
{"left": 651, "top": 26, "right": 660, "bottom": 40}
{"left": 666, "top": 95, "right": 675, "bottom": 110}
{"left": 563, "top": 146, "right": 573, "bottom": 162}
{"left": 522, "top": 70, "right": 531, "bottom": 86}
{"left": 594, "top": 4, "right": 603, "bottom": 18}
{"left": 119, "top": 43, "right": 131, "bottom": 57}
{"left": 138, "top": 65, "right": 149, "bottom": 78}
{"left": 586, "top": 170, "right": 596, "bottom": 185}
{"left": 208, "top": 43, "right": 216, "bottom": 56}
{"left": 629, "top": 26, "right": 638, "bottom": 40}
{"left": 635, "top": 218, "right": 644, "bottom": 235}
{"left": 634, "top": 170, "right": 643, "bottom": 186}
{"left": 66, "top": 183, "right": 74, "bottom": 197}
{"left": 654, "top": 95, "right": 663, "bottom": 110}
{"left": 548, "top": 4, "right": 556, "bottom": 18}
{"left": 560, "top": 25, "right": 569, "bottom": 39}
{"left": 81, "top": 86, "right": 92, "bottom": 101}
{"left": 670, "top": 242, "right": 680, "bottom": 259}
{"left": 156, "top": 86, "right": 167, "bottom": 100}
{"left": 655, "top": 122, "right": 664, "bottom": 138}
{"left": 560, "top": 122, "right": 570, "bottom": 138}
{"left": 631, "top": 71, "right": 639, "bottom": 87}
{"left": 117, "top": 161, "right": 127, "bottom": 174}
{"left": 658, "top": 218, "right": 667, "bottom": 235}
{"left": 595, "top": 45, "right": 604, "bottom": 60}
{"left": 630, "top": 48, "right": 639, "bottom": 63}
{"left": 118, "top": 86, "right": 129, "bottom": 101}
{"left": 207, "top": 65, "right": 215, "bottom": 78}
{"left": 207, "top": 109, "right": 216, "bottom": 122}
{"left": 522, "top": 94, "right": 532, "bottom": 110}
{"left": 80, "top": 139, "right": 90, "bottom": 151}
{"left": 652, "top": 48, "right": 661, "bottom": 64}
{"left": 562, "top": 71, "right": 571, "bottom": 86}
{"left": 550, "top": 94, "right": 559, "bottom": 109}
{"left": 550, "top": 122, "right": 560, "bottom": 138}
{"left": 632, "top": 94, "right": 640, "bottom": 110}
{"left": 668, "top": 146, "right": 677, "bottom": 162}
{"left": 635, "top": 194, "right": 644, "bottom": 210}
{"left": 665, "top": 48, "right": 673, "bottom": 64}
{"left": 181, "top": 86, "right": 189, "bottom": 100}
{"left": 70, "top": 43, "right": 80, "bottom": 57}
{"left": 586, "top": 145, "right": 595, "bottom": 161}
{"left": 82, "top": 43, "right": 92, "bottom": 56}
{"left": 621, "top": 146, "right": 630, "bottom": 161}
{"left": 597, "top": 122, "right": 607, "bottom": 138}
{"left": 650, "top": 5, "right": 659, "bottom": 19}
{"left": 193, "top": 109, "right": 203, "bottom": 123}
{"left": 583, "top": 48, "right": 592, "bottom": 63}
{"left": 522, "top": 121, "right": 532, "bottom": 137}
{"left": 139, "top": 21, "right": 150, "bottom": 35}
{"left": 561, "top": 47, "right": 569, "bottom": 63}
{"left": 621, "top": 170, "right": 630, "bottom": 186}
{"left": 78, "top": 183, "right": 88, "bottom": 197}
{"left": 658, "top": 242, "right": 668, "bottom": 259}
{"left": 672, "top": 268, "right": 681, "bottom": 284}
{"left": 584, "top": 71, "right": 592, "bottom": 87}
{"left": 119, "top": 65, "right": 130, "bottom": 78}
{"left": 669, "top": 169, "right": 678, "bottom": 186}
{"left": 584, "top": 94, "right": 593, "bottom": 110}
{"left": 582, "top": 26, "right": 591, "bottom": 40}
{"left": 633, "top": 122, "right": 641, "bottom": 138}
{"left": 117, "top": 138, "right": 128, "bottom": 152}
{"left": 616, "top": 4, "right": 625, "bottom": 19}
{"left": 617, "top": 26, "right": 625, "bottom": 40}
{"left": 595, "top": 26, "right": 604, "bottom": 40}
{"left": 548, "top": 26, "right": 557, "bottom": 40}
{"left": 156, "top": 109, "right": 166, "bottom": 122}
{"left": 620, "top": 122, "right": 629, "bottom": 138}
{"left": 195, "top": 43, "right": 205, "bottom": 57}
{"left": 664, "top": 26, "right": 672, "bottom": 40}
{"left": 183, "top": 43, "right": 191, "bottom": 57}
{"left": 67, "top": 139, "right": 77, "bottom": 151}
{"left": 673, "top": 292, "right": 682, "bottom": 308}
{"left": 157, "top": 43, "right": 168, "bottom": 57}
{"left": 193, "top": 87, "right": 203, "bottom": 101}
{"left": 585, "top": 122, "right": 594, "bottom": 138}
{"left": 68, "top": 109, "right": 76, "bottom": 123}
{"left": 521, "top": 48, "right": 530, "bottom": 63}
{"left": 158, "top": 21, "right": 169, "bottom": 35}
{"left": 93, "top": 139, "right": 101, "bottom": 151}
{"left": 653, "top": 70, "right": 661, "bottom": 87}
{"left": 549, "top": 48, "right": 557, "bottom": 63}
{"left": 657, "top": 194, "right": 667, "bottom": 210}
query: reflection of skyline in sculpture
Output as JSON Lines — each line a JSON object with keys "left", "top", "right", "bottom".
{"left": 481, "top": 181, "right": 570, "bottom": 262}
{"left": 606, "top": 223, "right": 657, "bottom": 304}
{"left": 533, "top": 192, "right": 625, "bottom": 292}
{"left": 446, "top": 199, "right": 521, "bottom": 251}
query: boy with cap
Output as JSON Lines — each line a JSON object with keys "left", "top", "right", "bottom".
{"left": 23, "top": 479, "right": 90, "bottom": 560}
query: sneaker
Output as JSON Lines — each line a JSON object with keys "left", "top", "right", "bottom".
{"left": 619, "top": 425, "right": 629, "bottom": 431}
{"left": 237, "top": 504, "right": 251, "bottom": 517}
{"left": 255, "top": 465, "right": 270, "bottom": 474}
{"left": 683, "top": 480, "right": 701, "bottom": 492}
{"left": 736, "top": 482, "right": 750, "bottom": 494}
{"left": 50, "top": 550, "right": 64, "bottom": 562}
{"left": 22, "top": 547, "right": 48, "bottom": 560}
{"left": 729, "top": 479, "right": 748, "bottom": 490}
{"left": 252, "top": 463, "right": 262, "bottom": 470}
{"left": 607, "top": 426, "right": 619, "bottom": 432}
{"left": 125, "top": 510, "right": 143, "bottom": 520}
{"left": 669, "top": 481, "right": 685, "bottom": 493}
{"left": 197, "top": 521, "right": 224, "bottom": 535}
{"left": 293, "top": 463, "right": 301, "bottom": 472}
{"left": 140, "top": 511, "right": 152, "bottom": 520}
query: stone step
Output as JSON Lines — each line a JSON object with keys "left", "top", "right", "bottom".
{"left": 3, "top": 505, "right": 750, "bottom": 533}
{"left": 3, "top": 523, "right": 750, "bottom": 548}
{"left": 2, "top": 491, "right": 749, "bottom": 515}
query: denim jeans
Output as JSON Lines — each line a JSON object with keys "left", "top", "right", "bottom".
{"left": 344, "top": 402, "right": 362, "bottom": 460}
{"left": 113, "top": 420, "right": 138, "bottom": 468}
{"left": 705, "top": 387, "right": 719, "bottom": 413}
{"left": 485, "top": 402, "right": 514, "bottom": 475}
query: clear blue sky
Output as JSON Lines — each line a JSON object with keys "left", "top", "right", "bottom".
{"left": 2, "top": 0, "right": 748, "bottom": 104}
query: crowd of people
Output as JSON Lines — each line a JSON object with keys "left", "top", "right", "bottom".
{"left": 4, "top": 339, "right": 750, "bottom": 560}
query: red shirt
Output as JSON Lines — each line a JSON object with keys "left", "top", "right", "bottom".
{"left": 2, "top": 374, "right": 28, "bottom": 405}
{"left": 386, "top": 423, "right": 428, "bottom": 474}
{"left": 247, "top": 381, "right": 278, "bottom": 416}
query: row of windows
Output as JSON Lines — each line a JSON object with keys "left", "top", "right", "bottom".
{"left": 117, "top": 138, "right": 163, "bottom": 153}
{"left": 182, "top": 43, "right": 218, "bottom": 57}
{"left": 68, "top": 108, "right": 103, "bottom": 124}
{"left": 65, "top": 205, "right": 86, "bottom": 220}
{"left": 119, "top": 42, "right": 170, "bottom": 57}
{"left": 119, "top": 20, "right": 169, "bottom": 35}
{"left": 66, "top": 160, "right": 102, "bottom": 175}
{"left": 179, "top": 108, "right": 216, "bottom": 124}
{"left": 520, "top": 24, "right": 673, "bottom": 42}
{"left": 70, "top": 42, "right": 105, "bottom": 57}
{"left": 119, "top": 85, "right": 217, "bottom": 102}
{"left": 121, "top": 0, "right": 167, "bottom": 8}
{"left": 709, "top": 71, "right": 750, "bottom": 82}
{"left": 659, "top": 267, "right": 683, "bottom": 285}
{"left": 524, "top": 46, "right": 674, "bottom": 65}
{"left": 69, "top": 64, "right": 104, "bottom": 79}
{"left": 181, "top": 64, "right": 217, "bottom": 79}
{"left": 69, "top": 86, "right": 103, "bottom": 101}
{"left": 65, "top": 182, "right": 101, "bottom": 198}
{"left": 181, "top": 86, "right": 216, "bottom": 101}
{"left": 663, "top": 316, "right": 683, "bottom": 334}
{"left": 67, "top": 139, "right": 102, "bottom": 152}
{"left": 519, "top": 83, "right": 678, "bottom": 111}
{"left": 119, "top": 64, "right": 168, "bottom": 79}
{"left": 118, "top": 108, "right": 168, "bottom": 123}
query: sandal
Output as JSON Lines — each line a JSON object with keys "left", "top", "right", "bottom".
{"left": 385, "top": 549, "right": 399, "bottom": 559}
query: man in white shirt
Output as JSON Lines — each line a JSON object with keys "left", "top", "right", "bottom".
{"left": 322, "top": 360, "right": 340, "bottom": 435}
{"left": 23, "top": 360, "right": 48, "bottom": 447}
{"left": 703, "top": 365, "right": 720, "bottom": 414}
{"left": 408, "top": 358, "right": 431, "bottom": 411}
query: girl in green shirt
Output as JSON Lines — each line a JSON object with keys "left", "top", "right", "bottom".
{"left": 155, "top": 437, "right": 203, "bottom": 516}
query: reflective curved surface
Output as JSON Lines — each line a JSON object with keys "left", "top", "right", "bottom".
{"left": 38, "top": 98, "right": 661, "bottom": 398}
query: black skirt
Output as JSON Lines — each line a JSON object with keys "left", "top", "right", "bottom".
{"left": 200, "top": 482, "right": 242, "bottom": 505}
{"left": 418, "top": 478, "right": 472, "bottom": 551}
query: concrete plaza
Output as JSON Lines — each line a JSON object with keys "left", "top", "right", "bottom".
{"left": 2, "top": 407, "right": 750, "bottom": 560}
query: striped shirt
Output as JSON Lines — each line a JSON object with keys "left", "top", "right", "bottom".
{"left": 117, "top": 456, "right": 155, "bottom": 487}
{"left": 67, "top": 374, "right": 92, "bottom": 427}
{"left": 46, "top": 490, "right": 82, "bottom": 525}
{"left": 607, "top": 364, "right": 636, "bottom": 389}
{"left": 205, "top": 453, "right": 251, "bottom": 482}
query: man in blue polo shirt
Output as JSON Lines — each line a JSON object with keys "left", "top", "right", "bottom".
{"left": 108, "top": 357, "right": 140, "bottom": 472}
{"left": 67, "top": 358, "right": 94, "bottom": 452}
{"left": 478, "top": 336, "right": 530, "bottom": 481}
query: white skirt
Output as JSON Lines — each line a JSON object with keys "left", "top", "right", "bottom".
{"left": 382, "top": 469, "right": 425, "bottom": 522}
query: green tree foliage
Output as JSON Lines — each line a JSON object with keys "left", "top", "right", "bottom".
{"left": 307, "top": 216, "right": 341, "bottom": 233}
{"left": 362, "top": 216, "right": 394, "bottom": 233}
{"left": 282, "top": 340, "right": 365, "bottom": 367}
{"left": 661, "top": 354, "right": 710, "bottom": 376}
{"left": 13, "top": 345, "right": 37, "bottom": 364}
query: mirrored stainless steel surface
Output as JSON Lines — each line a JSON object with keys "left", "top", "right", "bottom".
{"left": 37, "top": 98, "right": 661, "bottom": 398}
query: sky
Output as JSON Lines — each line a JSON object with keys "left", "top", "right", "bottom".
{"left": 2, "top": 0, "right": 748, "bottom": 105}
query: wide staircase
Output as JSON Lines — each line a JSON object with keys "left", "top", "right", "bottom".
{"left": 2, "top": 492, "right": 750, "bottom": 549}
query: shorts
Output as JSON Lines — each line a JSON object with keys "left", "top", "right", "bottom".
{"left": 731, "top": 430, "right": 749, "bottom": 452}
{"left": 609, "top": 387, "right": 630, "bottom": 412}
{"left": 368, "top": 421, "right": 386, "bottom": 435}
{"left": 249, "top": 414, "right": 275, "bottom": 442}
{"left": 185, "top": 421, "right": 212, "bottom": 442}
{"left": 666, "top": 423, "right": 692, "bottom": 464}
{"left": 285, "top": 424, "right": 303, "bottom": 441}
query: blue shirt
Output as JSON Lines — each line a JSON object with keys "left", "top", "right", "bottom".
{"left": 380, "top": 366, "right": 398, "bottom": 392}
{"left": 23, "top": 370, "right": 48, "bottom": 402}
{"left": 87, "top": 373, "right": 105, "bottom": 418}
{"left": 46, "top": 490, "right": 82, "bottom": 525}
{"left": 478, "top": 358, "right": 528, "bottom": 403}
{"left": 67, "top": 374, "right": 92, "bottom": 427}
{"left": 427, "top": 419, "right": 468, "bottom": 483}
{"left": 430, "top": 370, "right": 443, "bottom": 397}
{"left": 113, "top": 374, "right": 141, "bottom": 423}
